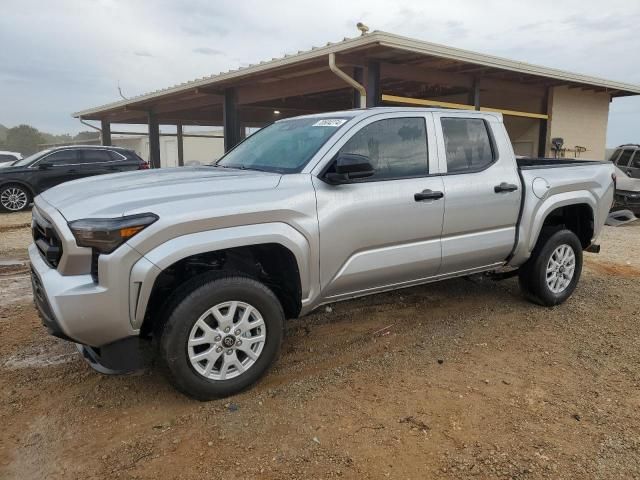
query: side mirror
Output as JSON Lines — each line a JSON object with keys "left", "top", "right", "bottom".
{"left": 325, "top": 153, "right": 374, "bottom": 184}
{"left": 38, "top": 161, "right": 52, "bottom": 170}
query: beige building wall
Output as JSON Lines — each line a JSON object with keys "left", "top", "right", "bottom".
{"left": 546, "top": 86, "right": 610, "bottom": 160}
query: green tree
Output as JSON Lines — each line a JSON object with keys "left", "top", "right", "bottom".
{"left": 73, "top": 131, "right": 100, "bottom": 141}
{"left": 41, "top": 132, "right": 72, "bottom": 145}
{"left": 6, "top": 125, "right": 45, "bottom": 155}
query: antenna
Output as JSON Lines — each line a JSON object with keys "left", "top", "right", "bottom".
{"left": 117, "top": 81, "right": 129, "bottom": 100}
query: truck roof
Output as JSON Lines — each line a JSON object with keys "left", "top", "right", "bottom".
{"left": 281, "top": 106, "right": 503, "bottom": 122}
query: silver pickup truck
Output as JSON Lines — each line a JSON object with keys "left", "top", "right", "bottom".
{"left": 29, "top": 107, "right": 615, "bottom": 399}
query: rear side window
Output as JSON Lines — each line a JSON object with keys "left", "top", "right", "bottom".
{"left": 617, "top": 150, "right": 633, "bottom": 167}
{"left": 0, "top": 154, "right": 17, "bottom": 162}
{"left": 338, "top": 117, "right": 429, "bottom": 180}
{"left": 441, "top": 118, "right": 494, "bottom": 173}
{"left": 81, "top": 149, "right": 113, "bottom": 163}
{"left": 108, "top": 150, "right": 127, "bottom": 161}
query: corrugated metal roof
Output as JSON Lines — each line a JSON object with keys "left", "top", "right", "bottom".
{"left": 74, "top": 31, "right": 640, "bottom": 118}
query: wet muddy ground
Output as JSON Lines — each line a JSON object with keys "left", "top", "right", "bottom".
{"left": 1, "top": 213, "right": 639, "bottom": 479}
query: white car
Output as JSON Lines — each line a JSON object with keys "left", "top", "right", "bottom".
{"left": 610, "top": 145, "right": 640, "bottom": 213}
{"left": 0, "top": 151, "right": 22, "bottom": 168}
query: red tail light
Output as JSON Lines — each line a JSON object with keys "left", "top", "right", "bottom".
{"left": 138, "top": 161, "right": 150, "bottom": 170}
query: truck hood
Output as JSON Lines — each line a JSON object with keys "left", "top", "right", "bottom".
{"left": 40, "top": 167, "right": 282, "bottom": 220}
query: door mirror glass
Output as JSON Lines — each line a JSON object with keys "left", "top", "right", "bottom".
{"left": 325, "top": 153, "right": 374, "bottom": 184}
{"left": 38, "top": 160, "right": 53, "bottom": 170}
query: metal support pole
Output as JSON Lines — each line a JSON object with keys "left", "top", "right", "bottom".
{"left": 366, "top": 61, "right": 381, "bottom": 107}
{"left": 147, "top": 111, "right": 161, "bottom": 169}
{"left": 223, "top": 88, "right": 241, "bottom": 152}
{"left": 100, "top": 119, "right": 112, "bottom": 146}
{"left": 538, "top": 87, "right": 551, "bottom": 157}
{"left": 176, "top": 122, "right": 184, "bottom": 167}
{"left": 471, "top": 77, "right": 481, "bottom": 110}
{"left": 353, "top": 67, "right": 364, "bottom": 108}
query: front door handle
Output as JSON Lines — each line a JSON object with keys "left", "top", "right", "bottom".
{"left": 414, "top": 189, "right": 444, "bottom": 201}
{"left": 494, "top": 182, "right": 518, "bottom": 193}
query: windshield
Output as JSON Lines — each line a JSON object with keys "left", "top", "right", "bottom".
{"left": 12, "top": 149, "right": 52, "bottom": 167}
{"left": 216, "top": 117, "right": 350, "bottom": 173}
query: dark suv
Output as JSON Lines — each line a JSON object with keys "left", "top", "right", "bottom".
{"left": 0, "top": 146, "right": 148, "bottom": 212}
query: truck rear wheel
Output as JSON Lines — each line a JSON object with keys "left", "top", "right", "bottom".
{"left": 518, "top": 229, "right": 583, "bottom": 307}
{"left": 157, "top": 275, "right": 284, "bottom": 400}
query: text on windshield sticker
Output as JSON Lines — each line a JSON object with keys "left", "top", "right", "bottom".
{"left": 312, "top": 119, "right": 347, "bottom": 127}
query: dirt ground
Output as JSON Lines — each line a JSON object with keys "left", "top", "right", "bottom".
{"left": 1, "top": 212, "right": 639, "bottom": 480}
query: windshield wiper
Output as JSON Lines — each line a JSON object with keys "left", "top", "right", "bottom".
{"left": 217, "top": 164, "right": 274, "bottom": 173}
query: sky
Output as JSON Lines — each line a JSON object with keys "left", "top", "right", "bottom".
{"left": 1, "top": 0, "right": 639, "bottom": 147}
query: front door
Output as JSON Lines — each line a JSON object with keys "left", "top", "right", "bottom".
{"left": 626, "top": 151, "right": 640, "bottom": 179}
{"left": 32, "top": 150, "right": 83, "bottom": 192}
{"left": 313, "top": 114, "right": 445, "bottom": 301}
{"left": 433, "top": 113, "right": 522, "bottom": 274}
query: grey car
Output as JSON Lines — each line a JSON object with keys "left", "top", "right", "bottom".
{"left": 29, "top": 107, "right": 614, "bottom": 399}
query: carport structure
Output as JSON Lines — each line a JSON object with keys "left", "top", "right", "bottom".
{"left": 74, "top": 31, "right": 640, "bottom": 167}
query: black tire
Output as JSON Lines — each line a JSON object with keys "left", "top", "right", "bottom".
{"left": 0, "top": 183, "right": 32, "bottom": 212}
{"left": 157, "top": 275, "right": 284, "bottom": 400}
{"left": 518, "top": 228, "right": 583, "bottom": 307}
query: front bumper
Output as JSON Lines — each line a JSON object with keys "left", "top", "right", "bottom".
{"left": 615, "top": 190, "right": 640, "bottom": 211}
{"left": 30, "top": 247, "right": 148, "bottom": 374}
{"left": 76, "top": 339, "right": 148, "bottom": 375}
{"left": 29, "top": 242, "right": 141, "bottom": 347}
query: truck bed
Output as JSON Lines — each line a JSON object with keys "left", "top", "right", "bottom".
{"left": 517, "top": 157, "right": 608, "bottom": 170}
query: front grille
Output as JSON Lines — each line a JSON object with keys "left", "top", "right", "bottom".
{"left": 32, "top": 212, "right": 63, "bottom": 268}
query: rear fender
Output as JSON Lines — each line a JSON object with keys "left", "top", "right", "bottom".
{"left": 510, "top": 191, "right": 597, "bottom": 266}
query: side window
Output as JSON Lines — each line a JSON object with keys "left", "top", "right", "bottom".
{"left": 108, "top": 150, "right": 127, "bottom": 161}
{"left": 617, "top": 150, "right": 633, "bottom": 167}
{"left": 630, "top": 151, "right": 640, "bottom": 168}
{"left": 609, "top": 149, "right": 622, "bottom": 163}
{"left": 0, "top": 154, "right": 16, "bottom": 162}
{"left": 42, "top": 150, "right": 79, "bottom": 165}
{"left": 441, "top": 118, "right": 494, "bottom": 173}
{"left": 338, "top": 117, "right": 428, "bottom": 180}
{"left": 81, "top": 149, "right": 114, "bottom": 163}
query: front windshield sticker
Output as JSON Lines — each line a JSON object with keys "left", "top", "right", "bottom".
{"left": 312, "top": 119, "right": 347, "bottom": 127}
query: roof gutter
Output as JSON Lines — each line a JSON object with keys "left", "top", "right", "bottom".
{"left": 328, "top": 53, "right": 366, "bottom": 108}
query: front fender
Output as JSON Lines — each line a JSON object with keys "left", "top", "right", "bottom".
{"left": 128, "top": 223, "right": 313, "bottom": 329}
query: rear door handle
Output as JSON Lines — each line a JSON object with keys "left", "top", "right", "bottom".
{"left": 494, "top": 182, "right": 518, "bottom": 193}
{"left": 414, "top": 189, "right": 444, "bottom": 201}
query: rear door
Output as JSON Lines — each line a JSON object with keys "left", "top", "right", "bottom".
{"left": 313, "top": 113, "right": 445, "bottom": 300}
{"left": 433, "top": 113, "right": 522, "bottom": 274}
{"left": 77, "top": 149, "right": 127, "bottom": 177}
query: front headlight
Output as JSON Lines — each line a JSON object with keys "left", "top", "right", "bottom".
{"left": 68, "top": 213, "right": 158, "bottom": 254}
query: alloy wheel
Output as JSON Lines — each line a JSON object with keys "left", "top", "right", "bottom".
{"left": 0, "top": 187, "right": 28, "bottom": 211}
{"left": 187, "top": 301, "right": 267, "bottom": 381}
{"left": 546, "top": 244, "right": 576, "bottom": 294}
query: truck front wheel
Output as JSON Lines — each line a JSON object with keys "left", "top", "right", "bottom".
{"left": 518, "top": 229, "right": 583, "bottom": 307}
{"left": 157, "top": 275, "right": 284, "bottom": 400}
